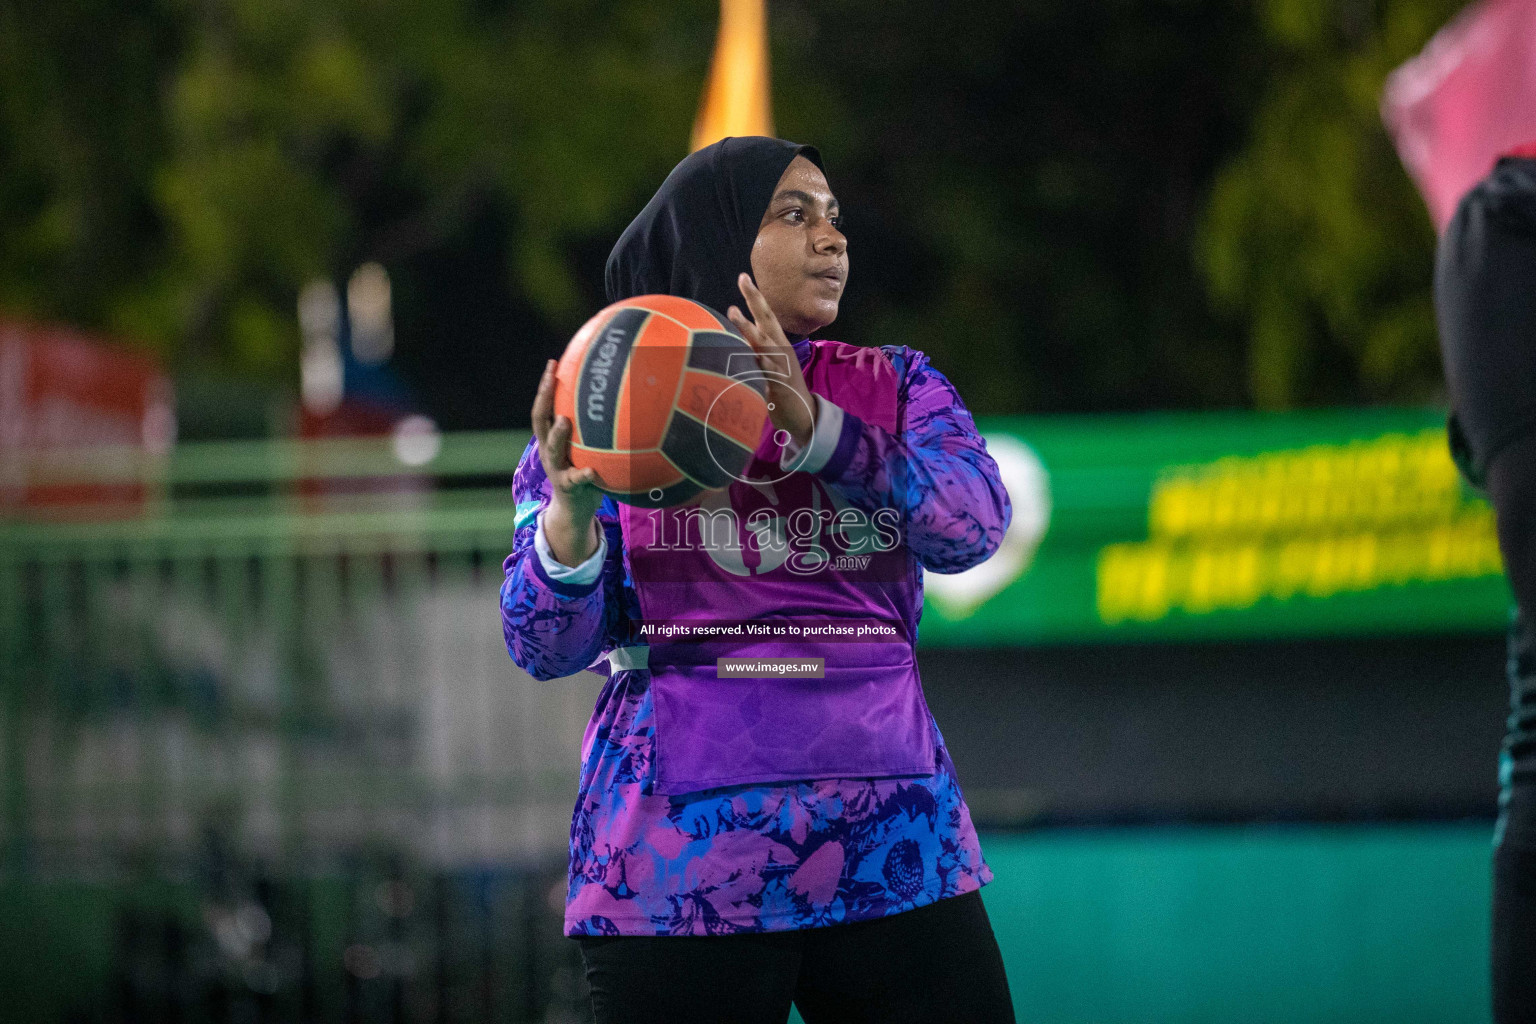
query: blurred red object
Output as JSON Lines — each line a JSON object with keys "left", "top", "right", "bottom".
{"left": 296, "top": 400, "right": 436, "bottom": 505}
{"left": 297, "top": 398, "right": 399, "bottom": 440}
{"left": 0, "top": 321, "right": 175, "bottom": 513}
{"left": 1383, "top": 0, "right": 1536, "bottom": 233}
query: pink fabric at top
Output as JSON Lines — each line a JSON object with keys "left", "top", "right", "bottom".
{"left": 1383, "top": 0, "right": 1536, "bottom": 232}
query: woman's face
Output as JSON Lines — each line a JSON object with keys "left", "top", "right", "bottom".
{"left": 749, "top": 155, "right": 848, "bottom": 337}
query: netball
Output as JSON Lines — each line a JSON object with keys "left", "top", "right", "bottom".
{"left": 554, "top": 294, "right": 771, "bottom": 507}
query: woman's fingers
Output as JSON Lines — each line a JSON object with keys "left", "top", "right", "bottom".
{"left": 727, "top": 306, "right": 786, "bottom": 379}
{"left": 532, "top": 359, "right": 556, "bottom": 441}
{"left": 730, "top": 277, "right": 815, "bottom": 444}
{"left": 737, "top": 272, "right": 766, "bottom": 314}
{"left": 736, "top": 274, "right": 781, "bottom": 339}
{"left": 557, "top": 462, "right": 600, "bottom": 503}
{"left": 531, "top": 357, "right": 603, "bottom": 497}
{"left": 727, "top": 303, "right": 786, "bottom": 382}
{"left": 547, "top": 415, "right": 574, "bottom": 472}
{"left": 532, "top": 362, "right": 560, "bottom": 480}
{"left": 726, "top": 305, "right": 762, "bottom": 347}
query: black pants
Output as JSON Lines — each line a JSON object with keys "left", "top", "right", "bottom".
{"left": 1494, "top": 614, "right": 1536, "bottom": 1024}
{"left": 575, "top": 890, "right": 1016, "bottom": 1024}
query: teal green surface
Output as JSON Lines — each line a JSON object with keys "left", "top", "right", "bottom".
{"left": 790, "top": 824, "right": 1494, "bottom": 1024}
{"left": 984, "top": 825, "right": 1492, "bottom": 1024}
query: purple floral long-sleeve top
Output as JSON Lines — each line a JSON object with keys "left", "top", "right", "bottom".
{"left": 500, "top": 342, "right": 1011, "bottom": 936}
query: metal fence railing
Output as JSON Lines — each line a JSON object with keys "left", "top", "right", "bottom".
{"left": 0, "top": 431, "right": 603, "bottom": 1023}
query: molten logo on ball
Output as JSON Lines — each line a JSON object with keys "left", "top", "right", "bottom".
{"left": 583, "top": 330, "right": 624, "bottom": 425}
{"left": 554, "top": 294, "right": 770, "bottom": 507}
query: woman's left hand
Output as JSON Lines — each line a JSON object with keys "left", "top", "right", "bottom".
{"left": 727, "top": 272, "right": 817, "bottom": 449}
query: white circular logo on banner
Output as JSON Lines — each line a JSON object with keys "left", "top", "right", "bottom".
{"left": 923, "top": 435, "right": 1052, "bottom": 617}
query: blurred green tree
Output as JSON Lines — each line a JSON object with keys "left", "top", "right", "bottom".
{"left": 1197, "top": 0, "right": 1467, "bottom": 410}
{"left": 0, "top": 0, "right": 710, "bottom": 392}
{"left": 0, "top": 0, "right": 179, "bottom": 340}
{"left": 775, "top": 0, "right": 1269, "bottom": 414}
{"left": 0, "top": 0, "right": 1475, "bottom": 427}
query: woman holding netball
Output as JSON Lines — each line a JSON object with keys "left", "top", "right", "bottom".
{"left": 501, "top": 137, "right": 1015, "bottom": 1023}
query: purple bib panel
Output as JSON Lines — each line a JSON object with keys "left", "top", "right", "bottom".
{"left": 619, "top": 341, "right": 937, "bottom": 795}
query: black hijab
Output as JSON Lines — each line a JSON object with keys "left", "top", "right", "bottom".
{"left": 604, "top": 136, "right": 824, "bottom": 320}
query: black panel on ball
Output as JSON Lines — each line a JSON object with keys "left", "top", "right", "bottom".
{"left": 576, "top": 306, "right": 647, "bottom": 449}
{"left": 700, "top": 301, "right": 737, "bottom": 334}
{"left": 662, "top": 410, "right": 735, "bottom": 489}
{"left": 685, "top": 332, "right": 769, "bottom": 399}
{"left": 703, "top": 425, "right": 757, "bottom": 482}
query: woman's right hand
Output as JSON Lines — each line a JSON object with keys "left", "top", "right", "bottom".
{"left": 532, "top": 358, "right": 604, "bottom": 566}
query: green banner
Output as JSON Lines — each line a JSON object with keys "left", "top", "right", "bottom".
{"left": 920, "top": 409, "right": 1511, "bottom": 646}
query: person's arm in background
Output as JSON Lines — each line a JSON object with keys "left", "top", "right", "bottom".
{"left": 1488, "top": 432, "right": 1536, "bottom": 624}
{"left": 792, "top": 346, "right": 1012, "bottom": 574}
{"left": 1436, "top": 158, "right": 1536, "bottom": 622}
{"left": 500, "top": 360, "right": 625, "bottom": 680}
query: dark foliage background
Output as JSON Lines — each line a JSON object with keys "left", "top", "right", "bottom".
{"left": 0, "top": 0, "right": 1469, "bottom": 433}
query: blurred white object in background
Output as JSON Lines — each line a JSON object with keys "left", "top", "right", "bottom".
{"left": 348, "top": 263, "right": 395, "bottom": 366}
{"left": 392, "top": 414, "right": 441, "bottom": 467}
{"left": 298, "top": 278, "right": 343, "bottom": 416}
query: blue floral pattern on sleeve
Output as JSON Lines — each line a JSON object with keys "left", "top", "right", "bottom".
{"left": 499, "top": 437, "right": 633, "bottom": 680}
{"left": 821, "top": 346, "right": 1012, "bottom": 574}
